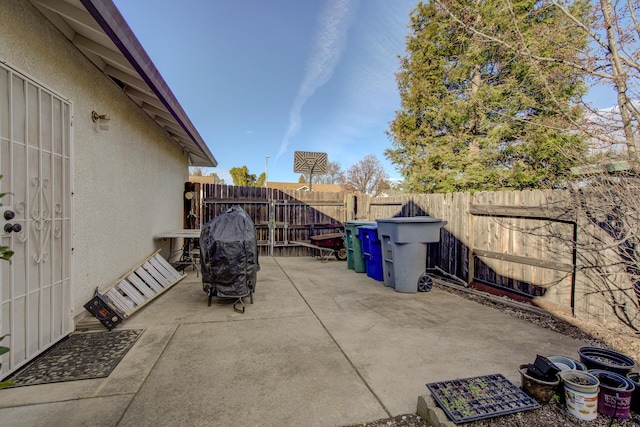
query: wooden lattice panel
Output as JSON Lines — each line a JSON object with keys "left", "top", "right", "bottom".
{"left": 84, "top": 250, "right": 186, "bottom": 329}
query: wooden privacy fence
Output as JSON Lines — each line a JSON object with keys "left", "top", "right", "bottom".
{"left": 357, "top": 190, "right": 637, "bottom": 331}
{"left": 357, "top": 191, "right": 577, "bottom": 301}
{"left": 187, "top": 184, "right": 573, "bottom": 300}
{"left": 185, "top": 183, "right": 637, "bottom": 331}
{"left": 186, "top": 183, "right": 350, "bottom": 257}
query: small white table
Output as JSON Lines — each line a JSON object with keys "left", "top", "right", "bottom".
{"left": 154, "top": 229, "right": 201, "bottom": 239}
{"left": 154, "top": 229, "right": 201, "bottom": 275}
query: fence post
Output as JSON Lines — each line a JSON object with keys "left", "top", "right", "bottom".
{"left": 268, "top": 189, "right": 275, "bottom": 256}
{"left": 468, "top": 197, "right": 475, "bottom": 286}
{"left": 345, "top": 193, "right": 355, "bottom": 221}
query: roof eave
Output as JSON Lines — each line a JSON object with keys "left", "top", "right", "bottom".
{"left": 79, "top": 0, "right": 217, "bottom": 167}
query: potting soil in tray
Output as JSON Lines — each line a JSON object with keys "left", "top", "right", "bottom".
{"left": 426, "top": 373, "right": 540, "bottom": 424}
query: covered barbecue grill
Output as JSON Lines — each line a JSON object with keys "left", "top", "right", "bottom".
{"left": 199, "top": 206, "right": 259, "bottom": 312}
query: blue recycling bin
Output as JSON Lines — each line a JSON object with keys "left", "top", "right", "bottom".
{"left": 376, "top": 217, "right": 447, "bottom": 293}
{"left": 345, "top": 221, "right": 375, "bottom": 272}
{"left": 358, "top": 225, "right": 383, "bottom": 281}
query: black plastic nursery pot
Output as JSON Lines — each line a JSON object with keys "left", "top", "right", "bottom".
{"left": 526, "top": 355, "right": 560, "bottom": 382}
{"left": 627, "top": 372, "right": 640, "bottom": 413}
{"left": 578, "top": 347, "right": 636, "bottom": 375}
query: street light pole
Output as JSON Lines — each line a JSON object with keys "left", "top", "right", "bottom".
{"left": 265, "top": 154, "right": 273, "bottom": 256}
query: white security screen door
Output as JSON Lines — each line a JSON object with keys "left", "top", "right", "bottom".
{"left": 0, "top": 63, "right": 73, "bottom": 378}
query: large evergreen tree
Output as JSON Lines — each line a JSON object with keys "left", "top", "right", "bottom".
{"left": 386, "top": 0, "right": 590, "bottom": 193}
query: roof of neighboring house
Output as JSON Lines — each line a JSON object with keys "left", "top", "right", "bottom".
{"left": 28, "top": 0, "right": 217, "bottom": 167}
{"left": 377, "top": 189, "right": 403, "bottom": 197}
{"left": 188, "top": 176, "right": 222, "bottom": 185}
{"left": 266, "top": 182, "right": 353, "bottom": 192}
{"left": 187, "top": 177, "right": 353, "bottom": 192}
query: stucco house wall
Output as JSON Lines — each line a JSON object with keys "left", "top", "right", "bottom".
{"left": 1, "top": 0, "right": 188, "bottom": 317}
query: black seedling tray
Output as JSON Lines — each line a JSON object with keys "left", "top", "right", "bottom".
{"left": 426, "top": 373, "right": 540, "bottom": 424}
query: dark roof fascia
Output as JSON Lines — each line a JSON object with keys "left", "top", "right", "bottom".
{"left": 79, "top": 0, "right": 217, "bottom": 167}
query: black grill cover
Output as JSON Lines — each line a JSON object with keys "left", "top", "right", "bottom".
{"left": 199, "top": 206, "right": 259, "bottom": 298}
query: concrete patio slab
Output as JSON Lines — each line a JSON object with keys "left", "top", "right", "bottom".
{"left": 119, "top": 317, "right": 387, "bottom": 427}
{"left": 0, "top": 256, "right": 590, "bottom": 426}
{"left": 0, "top": 394, "right": 133, "bottom": 427}
{"left": 277, "top": 257, "right": 584, "bottom": 415}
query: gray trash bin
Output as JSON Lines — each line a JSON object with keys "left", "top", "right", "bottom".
{"left": 376, "top": 217, "right": 447, "bottom": 293}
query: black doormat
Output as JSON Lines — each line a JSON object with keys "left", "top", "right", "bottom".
{"left": 8, "top": 329, "right": 143, "bottom": 387}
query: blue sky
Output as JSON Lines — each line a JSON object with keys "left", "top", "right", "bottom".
{"left": 113, "top": 0, "right": 617, "bottom": 185}
{"left": 113, "top": 0, "right": 419, "bottom": 184}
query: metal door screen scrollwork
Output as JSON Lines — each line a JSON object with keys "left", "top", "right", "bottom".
{"left": 0, "top": 62, "right": 73, "bottom": 378}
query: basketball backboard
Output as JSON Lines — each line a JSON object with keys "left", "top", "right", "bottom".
{"left": 293, "top": 151, "right": 328, "bottom": 174}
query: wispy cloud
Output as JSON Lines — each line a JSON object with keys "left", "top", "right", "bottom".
{"left": 324, "top": 1, "right": 412, "bottom": 141}
{"left": 277, "top": 0, "right": 357, "bottom": 158}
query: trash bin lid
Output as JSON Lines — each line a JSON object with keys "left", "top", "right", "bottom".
{"left": 376, "top": 217, "right": 443, "bottom": 224}
{"left": 358, "top": 225, "right": 380, "bottom": 243}
{"left": 345, "top": 221, "right": 376, "bottom": 234}
{"left": 376, "top": 217, "right": 447, "bottom": 243}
